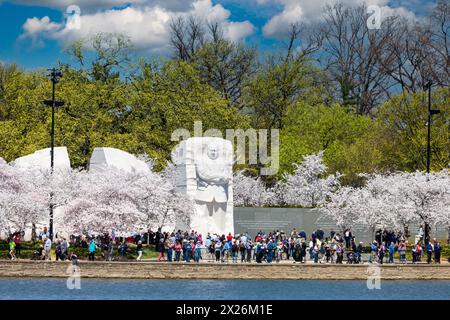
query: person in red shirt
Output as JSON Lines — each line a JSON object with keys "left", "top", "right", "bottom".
{"left": 13, "top": 232, "right": 22, "bottom": 257}
{"left": 174, "top": 241, "right": 182, "bottom": 262}
{"left": 226, "top": 232, "right": 233, "bottom": 242}
{"left": 416, "top": 242, "right": 423, "bottom": 262}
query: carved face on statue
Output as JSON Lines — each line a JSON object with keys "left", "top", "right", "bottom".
{"left": 207, "top": 143, "right": 219, "bottom": 160}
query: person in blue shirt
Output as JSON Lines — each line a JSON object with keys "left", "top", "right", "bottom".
{"left": 185, "top": 240, "right": 193, "bottom": 262}
{"left": 223, "top": 240, "right": 231, "bottom": 262}
{"left": 388, "top": 242, "right": 395, "bottom": 263}
{"left": 425, "top": 241, "right": 434, "bottom": 264}
{"left": 369, "top": 241, "right": 378, "bottom": 263}
{"left": 316, "top": 228, "right": 324, "bottom": 241}
{"left": 194, "top": 241, "right": 202, "bottom": 263}
{"left": 299, "top": 230, "right": 306, "bottom": 240}
{"left": 88, "top": 239, "right": 96, "bottom": 261}
{"left": 266, "top": 239, "right": 274, "bottom": 263}
{"left": 311, "top": 231, "right": 317, "bottom": 242}
{"left": 356, "top": 242, "right": 363, "bottom": 264}
{"left": 433, "top": 240, "right": 441, "bottom": 264}
{"left": 256, "top": 240, "right": 263, "bottom": 263}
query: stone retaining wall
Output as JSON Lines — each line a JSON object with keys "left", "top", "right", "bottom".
{"left": 1, "top": 261, "right": 449, "bottom": 280}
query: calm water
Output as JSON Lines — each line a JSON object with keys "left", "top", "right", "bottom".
{"left": 0, "top": 278, "right": 449, "bottom": 300}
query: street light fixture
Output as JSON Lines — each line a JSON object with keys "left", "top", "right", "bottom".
{"left": 423, "top": 80, "right": 441, "bottom": 243}
{"left": 43, "top": 68, "right": 64, "bottom": 240}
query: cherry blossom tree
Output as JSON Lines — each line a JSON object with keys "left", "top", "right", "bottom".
{"left": 58, "top": 160, "right": 194, "bottom": 236}
{"left": 321, "top": 169, "right": 450, "bottom": 238}
{"left": 355, "top": 174, "right": 414, "bottom": 234}
{"left": 319, "top": 186, "right": 361, "bottom": 232}
{"left": 277, "top": 152, "right": 341, "bottom": 207}
{"left": 397, "top": 170, "right": 450, "bottom": 237}
{"left": 0, "top": 158, "right": 48, "bottom": 237}
{"left": 233, "top": 170, "right": 275, "bottom": 207}
{"left": 132, "top": 166, "right": 193, "bottom": 233}
{"left": 56, "top": 169, "right": 145, "bottom": 236}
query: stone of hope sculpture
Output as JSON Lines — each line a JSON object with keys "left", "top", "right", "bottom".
{"left": 172, "top": 137, "right": 234, "bottom": 238}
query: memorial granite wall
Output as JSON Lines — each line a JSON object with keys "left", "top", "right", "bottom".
{"left": 233, "top": 207, "right": 449, "bottom": 243}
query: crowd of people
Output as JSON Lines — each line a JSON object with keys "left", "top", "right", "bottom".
{"left": 3, "top": 226, "right": 445, "bottom": 264}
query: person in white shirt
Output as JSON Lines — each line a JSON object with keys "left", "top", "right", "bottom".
{"left": 308, "top": 239, "right": 314, "bottom": 260}
{"left": 44, "top": 238, "right": 52, "bottom": 260}
{"left": 418, "top": 226, "right": 424, "bottom": 240}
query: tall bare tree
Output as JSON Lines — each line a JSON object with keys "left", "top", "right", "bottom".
{"left": 379, "top": 1, "right": 449, "bottom": 93}
{"left": 381, "top": 18, "right": 436, "bottom": 93}
{"left": 244, "top": 23, "right": 325, "bottom": 129}
{"left": 192, "top": 22, "right": 256, "bottom": 108}
{"left": 170, "top": 17, "right": 256, "bottom": 108}
{"left": 169, "top": 15, "right": 205, "bottom": 62}
{"left": 320, "top": 3, "right": 395, "bottom": 115}
{"left": 428, "top": 0, "right": 449, "bottom": 86}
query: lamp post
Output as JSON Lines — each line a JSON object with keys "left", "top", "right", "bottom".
{"left": 44, "top": 68, "right": 64, "bottom": 240}
{"left": 423, "top": 80, "right": 440, "bottom": 243}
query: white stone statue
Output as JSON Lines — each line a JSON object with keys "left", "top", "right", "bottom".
{"left": 172, "top": 137, "right": 234, "bottom": 237}
{"left": 12, "top": 147, "right": 71, "bottom": 171}
{"left": 89, "top": 147, "right": 150, "bottom": 174}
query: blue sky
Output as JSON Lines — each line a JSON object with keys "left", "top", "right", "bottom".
{"left": 0, "top": 0, "right": 438, "bottom": 70}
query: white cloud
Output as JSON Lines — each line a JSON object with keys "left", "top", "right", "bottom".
{"left": 262, "top": 2, "right": 303, "bottom": 37}
{"left": 224, "top": 21, "right": 255, "bottom": 42}
{"left": 62, "top": 6, "right": 171, "bottom": 51}
{"left": 4, "top": 1, "right": 194, "bottom": 12}
{"left": 19, "top": 16, "right": 60, "bottom": 47}
{"left": 261, "top": 0, "right": 414, "bottom": 38}
{"left": 192, "top": 0, "right": 230, "bottom": 21}
{"left": 191, "top": 0, "right": 255, "bottom": 41}
{"left": 18, "top": 0, "right": 255, "bottom": 53}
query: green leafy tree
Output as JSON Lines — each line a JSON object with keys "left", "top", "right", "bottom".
{"left": 375, "top": 87, "right": 450, "bottom": 172}
{"left": 280, "top": 103, "right": 376, "bottom": 185}
{"left": 243, "top": 24, "right": 328, "bottom": 129}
